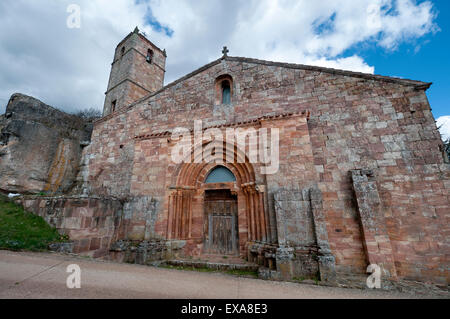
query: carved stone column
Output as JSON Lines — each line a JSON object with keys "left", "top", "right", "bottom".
{"left": 167, "top": 188, "right": 194, "bottom": 240}
{"left": 256, "top": 185, "right": 268, "bottom": 243}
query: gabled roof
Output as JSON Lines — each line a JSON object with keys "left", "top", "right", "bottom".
{"left": 95, "top": 55, "right": 432, "bottom": 124}
{"left": 151, "top": 55, "right": 431, "bottom": 100}
{"left": 227, "top": 56, "right": 431, "bottom": 88}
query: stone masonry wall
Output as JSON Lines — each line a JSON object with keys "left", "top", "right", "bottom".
{"left": 81, "top": 57, "right": 449, "bottom": 284}
{"left": 15, "top": 195, "right": 161, "bottom": 258}
{"left": 16, "top": 196, "right": 123, "bottom": 257}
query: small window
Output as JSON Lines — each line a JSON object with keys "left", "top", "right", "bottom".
{"left": 111, "top": 100, "right": 117, "bottom": 113}
{"left": 121, "top": 47, "right": 125, "bottom": 57}
{"left": 205, "top": 166, "right": 236, "bottom": 183}
{"left": 215, "top": 75, "right": 233, "bottom": 105}
{"left": 146, "top": 49, "right": 153, "bottom": 64}
{"left": 222, "top": 80, "right": 231, "bottom": 104}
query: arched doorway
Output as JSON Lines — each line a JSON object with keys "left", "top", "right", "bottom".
{"left": 167, "top": 140, "right": 271, "bottom": 258}
{"left": 203, "top": 166, "right": 239, "bottom": 255}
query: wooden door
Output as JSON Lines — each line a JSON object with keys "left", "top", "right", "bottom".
{"left": 204, "top": 191, "right": 238, "bottom": 255}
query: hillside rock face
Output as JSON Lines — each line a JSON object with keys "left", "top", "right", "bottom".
{"left": 0, "top": 93, "right": 93, "bottom": 194}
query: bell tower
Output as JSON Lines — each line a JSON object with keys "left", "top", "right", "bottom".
{"left": 103, "top": 27, "right": 166, "bottom": 116}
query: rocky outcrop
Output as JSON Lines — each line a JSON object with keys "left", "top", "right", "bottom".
{"left": 0, "top": 93, "right": 93, "bottom": 194}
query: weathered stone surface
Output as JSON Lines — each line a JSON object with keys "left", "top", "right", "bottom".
{"left": 309, "top": 186, "right": 336, "bottom": 282}
{"left": 122, "top": 196, "right": 160, "bottom": 240}
{"left": 274, "top": 190, "right": 315, "bottom": 248}
{"left": 351, "top": 169, "right": 397, "bottom": 279}
{"left": 108, "top": 239, "right": 186, "bottom": 264}
{"left": 273, "top": 187, "right": 336, "bottom": 281}
{"left": 0, "top": 93, "right": 94, "bottom": 194}
{"left": 15, "top": 195, "right": 123, "bottom": 257}
{"left": 48, "top": 242, "right": 74, "bottom": 253}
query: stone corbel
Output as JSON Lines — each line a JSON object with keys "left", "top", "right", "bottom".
{"left": 255, "top": 185, "right": 266, "bottom": 193}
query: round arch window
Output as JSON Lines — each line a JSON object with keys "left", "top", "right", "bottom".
{"left": 205, "top": 166, "right": 236, "bottom": 183}
{"left": 215, "top": 75, "right": 233, "bottom": 105}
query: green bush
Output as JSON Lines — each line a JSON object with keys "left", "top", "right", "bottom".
{"left": 0, "top": 194, "right": 67, "bottom": 251}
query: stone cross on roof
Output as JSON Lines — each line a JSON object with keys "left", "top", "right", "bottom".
{"left": 222, "top": 46, "right": 229, "bottom": 57}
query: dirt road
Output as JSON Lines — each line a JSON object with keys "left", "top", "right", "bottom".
{"left": 0, "top": 250, "right": 431, "bottom": 299}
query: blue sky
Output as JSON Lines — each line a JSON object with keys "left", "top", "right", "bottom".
{"left": 341, "top": 0, "right": 448, "bottom": 118}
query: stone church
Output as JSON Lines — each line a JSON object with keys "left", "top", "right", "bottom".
{"left": 15, "top": 27, "right": 449, "bottom": 288}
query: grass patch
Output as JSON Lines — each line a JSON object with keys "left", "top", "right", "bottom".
{"left": 225, "top": 269, "right": 258, "bottom": 278}
{"left": 0, "top": 194, "right": 68, "bottom": 251}
{"left": 160, "top": 264, "right": 217, "bottom": 273}
{"left": 292, "top": 274, "right": 320, "bottom": 285}
{"left": 160, "top": 264, "right": 259, "bottom": 278}
{"left": 293, "top": 276, "right": 306, "bottom": 282}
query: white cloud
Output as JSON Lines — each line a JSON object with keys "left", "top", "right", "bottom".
{"left": 0, "top": 0, "right": 438, "bottom": 115}
{"left": 437, "top": 116, "right": 450, "bottom": 141}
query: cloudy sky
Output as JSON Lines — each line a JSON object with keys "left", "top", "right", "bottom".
{"left": 0, "top": 0, "right": 448, "bottom": 134}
